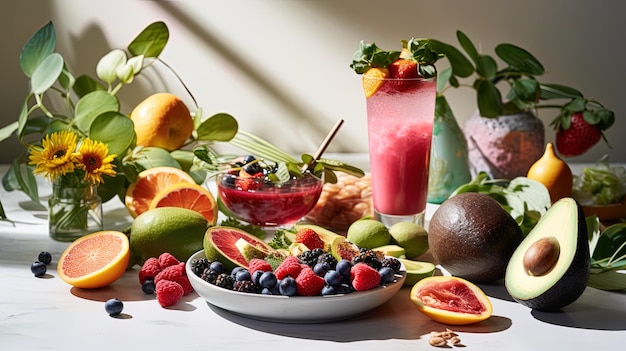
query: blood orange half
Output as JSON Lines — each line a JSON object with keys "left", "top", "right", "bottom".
{"left": 149, "top": 182, "right": 218, "bottom": 225}
{"left": 57, "top": 231, "right": 130, "bottom": 289}
{"left": 410, "top": 276, "right": 493, "bottom": 325}
{"left": 125, "top": 166, "right": 195, "bottom": 218}
{"left": 204, "top": 226, "right": 273, "bottom": 271}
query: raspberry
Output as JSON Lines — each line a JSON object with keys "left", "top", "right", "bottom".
{"left": 155, "top": 280, "right": 184, "bottom": 307}
{"left": 248, "top": 258, "right": 272, "bottom": 273}
{"left": 158, "top": 252, "right": 180, "bottom": 268}
{"left": 351, "top": 262, "right": 381, "bottom": 291}
{"left": 295, "top": 228, "right": 325, "bottom": 250}
{"left": 274, "top": 256, "right": 302, "bottom": 280}
{"left": 139, "top": 257, "right": 162, "bottom": 284}
{"left": 295, "top": 266, "right": 325, "bottom": 296}
{"left": 154, "top": 262, "right": 193, "bottom": 295}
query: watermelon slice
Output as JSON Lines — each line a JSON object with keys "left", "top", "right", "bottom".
{"left": 204, "top": 226, "right": 274, "bottom": 271}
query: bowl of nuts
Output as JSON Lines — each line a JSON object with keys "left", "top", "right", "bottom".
{"left": 304, "top": 173, "right": 373, "bottom": 232}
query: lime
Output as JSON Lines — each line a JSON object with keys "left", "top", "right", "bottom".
{"left": 346, "top": 219, "right": 390, "bottom": 249}
{"left": 129, "top": 207, "right": 209, "bottom": 265}
{"left": 389, "top": 221, "right": 429, "bottom": 259}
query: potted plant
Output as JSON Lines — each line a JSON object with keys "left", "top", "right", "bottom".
{"left": 432, "top": 30, "right": 615, "bottom": 179}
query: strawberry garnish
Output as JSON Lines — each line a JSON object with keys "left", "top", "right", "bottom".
{"left": 553, "top": 108, "right": 613, "bottom": 157}
{"left": 294, "top": 228, "right": 325, "bottom": 250}
{"left": 384, "top": 59, "right": 424, "bottom": 93}
{"left": 235, "top": 171, "right": 263, "bottom": 191}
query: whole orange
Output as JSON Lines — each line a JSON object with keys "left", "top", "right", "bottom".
{"left": 130, "top": 93, "right": 194, "bottom": 151}
{"left": 527, "top": 143, "right": 573, "bottom": 203}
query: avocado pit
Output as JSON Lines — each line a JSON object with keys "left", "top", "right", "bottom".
{"left": 523, "top": 236, "right": 560, "bottom": 276}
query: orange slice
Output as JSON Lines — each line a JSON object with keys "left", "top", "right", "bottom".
{"left": 362, "top": 67, "right": 389, "bottom": 98}
{"left": 149, "top": 182, "right": 219, "bottom": 225}
{"left": 124, "top": 166, "right": 195, "bottom": 218}
{"left": 57, "top": 231, "right": 130, "bottom": 289}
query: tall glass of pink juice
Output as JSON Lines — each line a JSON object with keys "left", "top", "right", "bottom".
{"left": 364, "top": 76, "right": 437, "bottom": 227}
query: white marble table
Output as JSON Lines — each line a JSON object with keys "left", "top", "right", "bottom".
{"left": 1, "top": 161, "right": 625, "bottom": 351}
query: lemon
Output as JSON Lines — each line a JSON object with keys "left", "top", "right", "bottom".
{"left": 389, "top": 221, "right": 429, "bottom": 259}
{"left": 129, "top": 207, "right": 209, "bottom": 265}
{"left": 346, "top": 219, "right": 390, "bottom": 249}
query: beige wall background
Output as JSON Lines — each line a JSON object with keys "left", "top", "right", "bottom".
{"left": 1, "top": 0, "right": 623, "bottom": 165}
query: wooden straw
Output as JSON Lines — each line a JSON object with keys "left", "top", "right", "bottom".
{"left": 302, "top": 118, "right": 344, "bottom": 172}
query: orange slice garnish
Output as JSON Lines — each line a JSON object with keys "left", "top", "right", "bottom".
{"left": 362, "top": 67, "right": 389, "bottom": 98}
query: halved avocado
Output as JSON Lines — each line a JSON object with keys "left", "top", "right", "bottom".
{"left": 505, "top": 197, "right": 590, "bottom": 311}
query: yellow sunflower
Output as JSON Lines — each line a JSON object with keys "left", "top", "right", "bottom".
{"left": 28, "top": 130, "right": 78, "bottom": 180}
{"left": 74, "top": 138, "right": 117, "bottom": 184}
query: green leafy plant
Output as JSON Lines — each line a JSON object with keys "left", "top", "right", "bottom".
{"left": 587, "top": 218, "right": 626, "bottom": 291}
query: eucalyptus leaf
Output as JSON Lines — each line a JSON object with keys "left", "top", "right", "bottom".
{"left": 30, "top": 53, "right": 64, "bottom": 94}
{"left": 128, "top": 21, "right": 169, "bottom": 58}
{"left": 89, "top": 112, "right": 135, "bottom": 156}
{"left": 196, "top": 113, "right": 238, "bottom": 141}
{"left": 74, "top": 75, "right": 105, "bottom": 98}
{"left": 73, "top": 90, "right": 119, "bottom": 132}
{"left": 19, "top": 21, "right": 55, "bottom": 77}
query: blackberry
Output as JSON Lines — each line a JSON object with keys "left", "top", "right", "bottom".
{"left": 214, "top": 273, "right": 235, "bottom": 290}
{"left": 316, "top": 253, "right": 338, "bottom": 270}
{"left": 191, "top": 258, "right": 212, "bottom": 277}
{"left": 380, "top": 257, "right": 402, "bottom": 273}
{"left": 201, "top": 268, "right": 219, "bottom": 284}
{"left": 233, "top": 280, "right": 260, "bottom": 293}
{"left": 298, "top": 248, "right": 325, "bottom": 267}
{"left": 352, "top": 248, "right": 382, "bottom": 270}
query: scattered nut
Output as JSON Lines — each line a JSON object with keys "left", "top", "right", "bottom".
{"left": 428, "top": 329, "right": 462, "bottom": 348}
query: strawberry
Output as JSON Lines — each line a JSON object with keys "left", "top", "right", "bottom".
{"left": 555, "top": 112, "right": 602, "bottom": 157}
{"left": 235, "top": 171, "right": 263, "bottom": 191}
{"left": 295, "top": 266, "right": 325, "bottom": 296}
{"left": 384, "top": 59, "right": 423, "bottom": 92}
{"left": 294, "top": 228, "right": 325, "bottom": 250}
{"left": 351, "top": 262, "right": 381, "bottom": 291}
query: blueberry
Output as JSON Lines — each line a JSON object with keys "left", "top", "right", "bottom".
{"left": 209, "top": 261, "right": 225, "bottom": 275}
{"left": 379, "top": 267, "right": 396, "bottom": 284}
{"left": 105, "top": 298, "right": 124, "bottom": 316}
{"left": 30, "top": 261, "right": 47, "bottom": 277}
{"left": 324, "top": 270, "right": 342, "bottom": 287}
{"left": 235, "top": 269, "right": 251, "bottom": 282}
{"left": 259, "top": 271, "right": 277, "bottom": 289}
{"left": 313, "top": 262, "right": 330, "bottom": 276}
{"left": 251, "top": 270, "right": 264, "bottom": 285}
{"left": 242, "top": 155, "right": 256, "bottom": 164}
{"left": 38, "top": 251, "right": 52, "bottom": 265}
{"left": 336, "top": 259, "right": 352, "bottom": 280}
{"left": 243, "top": 162, "right": 262, "bottom": 175}
{"left": 336, "top": 283, "right": 353, "bottom": 295}
{"left": 261, "top": 285, "right": 280, "bottom": 295}
{"left": 142, "top": 279, "right": 155, "bottom": 294}
{"left": 278, "top": 276, "right": 297, "bottom": 296}
{"left": 230, "top": 266, "right": 246, "bottom": 279}
{"left": 221, "top": 174, "right": 236, "bottom": 187}
{"left": 321, "top": 284, "right": 338, "bottom": 296}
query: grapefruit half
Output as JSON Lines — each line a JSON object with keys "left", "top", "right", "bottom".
{"left": 149, "top": 182, "right": 218, "bottom": 225}
{"left": 57, "top": 231, "right": 130, "bottom": 289}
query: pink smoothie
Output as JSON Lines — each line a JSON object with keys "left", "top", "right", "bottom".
{"left": 366, "top": 79, "right": 436, "bottom": 216}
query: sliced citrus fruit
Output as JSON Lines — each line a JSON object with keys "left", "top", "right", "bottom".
{"left": 124, "top": 166, "right": 195, "bottom": 217}
{"left": 149, "top": 182, "right": 218, "bottom": 225}
{"left": 57, "top": 231, "right": 130, "bottom": 289}
{"left": 362, "top": 67, "right": 389, "bottom": 98}
{"left": 410, "top": 276, "right": 493, "bottom": 325}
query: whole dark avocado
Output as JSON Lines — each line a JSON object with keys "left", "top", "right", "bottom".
{"left": 505, "top": 197, "right": 590, "bottom": 311}
{"left": 428, "top": 192, "right": 524, "bottom": 283}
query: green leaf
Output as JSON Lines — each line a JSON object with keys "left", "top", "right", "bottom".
{"left": 17, "top": 98, "right": 31, "bottom": 141}
{"left": 20, "top": 21, "right": 56, "bottom": 77}
{"left": 6, "top": 161, "right": 42, "bottom": 206}
{"left": 588, "top": 268, "right": 626, "bottom": 291}
{"left": 476, "top": 80, "right": 502, "bottom": 117}
{"left": 495, "top": 43, "right": 544, "bottom": 76}
{"left": 196, "top": 113, "right": 238, "bottom": 142}
{"left": 97, "top": 172, "right": 127, "bottom": 203}
{"left": 30, "top": 53, "right": 63, "bottom": 94}
{"left": 510, "top": 78, "right": 540, "bottom": 103}
{"left": 429, "top": 39, "right": 473, "bottom": 78}
{"left": 456, "top": 30, "right": 480, "bottom": 63}
{"left": 593, "top": 223, "right": 626, "bottom": 261}
{"left": 540, "top": 83, "right": 583, "bottom": 100}
{"left": 475, "top": 54, "right": 497, "bottom": 79}
{"left": 0, "top": 121, "right": 18, "bottom": 143}
{"left": 89, "top": 111, "right": 135, "bottom": 156}
{"left": 58, "top": 66, "right": 75, "bottom": 91}
{"left": 437, "top": 68, "right": 453, "bottom": 94}
{"left": 130, "top": 147, "right": 181, "bottom": 171}
{"left": 563, "top": 97, "right": 586, "bottom": 112}
{"left": 128, "top": 21, "right": 169, "bottom": 58}
{"left": 587, "top": 215, "right": 601, "bottom": 256}
{"left": 73, "top": 90, "right": 120, "bottom": 132}
{"left": 74, "top": 74, "right": 105, "bottom": 98}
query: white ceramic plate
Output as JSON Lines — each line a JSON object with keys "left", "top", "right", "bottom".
{"left": 185, "top": 250, "right": 406, "bottom": 323}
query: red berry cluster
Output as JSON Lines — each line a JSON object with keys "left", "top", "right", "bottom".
{"left": 138, "top": 252, "right": 194, "bottom": 307}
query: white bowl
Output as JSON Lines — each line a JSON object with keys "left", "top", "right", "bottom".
{"left": 185, "top": 250, "right": 406, "bottom": 323}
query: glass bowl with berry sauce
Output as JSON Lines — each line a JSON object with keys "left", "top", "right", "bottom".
{"left": 216, "top": 157, "right": 324, "bottom": 228}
